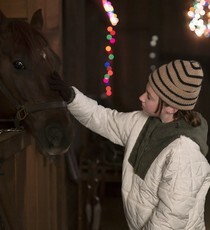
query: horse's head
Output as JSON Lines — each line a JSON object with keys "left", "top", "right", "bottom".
{"left": 0, "top": 10, "right": 74, "bottom": 156}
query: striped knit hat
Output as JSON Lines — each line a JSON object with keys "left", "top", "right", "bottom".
{"left": 148, "top": 59, "right": 204, "bottom": 110}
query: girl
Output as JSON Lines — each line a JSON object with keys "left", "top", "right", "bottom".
{"left": 49, "top": 59, "right": 210, "bottom": 229}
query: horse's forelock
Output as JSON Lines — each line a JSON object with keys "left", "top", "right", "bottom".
{"left": 7, "top": 20, "right": 60, "bottom": 69}
{"left": 0, "top": 20, "right": 60, "bottom": 70}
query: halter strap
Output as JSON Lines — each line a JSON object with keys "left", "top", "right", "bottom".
{"left": 0, "top": 79, "right": 67, "bottom": 129}
{"left": 15, "top": 101, "right": 67, "bottom": 127}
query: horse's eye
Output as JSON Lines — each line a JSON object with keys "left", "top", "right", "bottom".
{"left": 13, "top": 60, "right": 25, "bottom": 70}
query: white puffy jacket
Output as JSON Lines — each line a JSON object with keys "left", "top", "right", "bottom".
{"left": 68, "top": 87, "right": 210, "bottom": 229}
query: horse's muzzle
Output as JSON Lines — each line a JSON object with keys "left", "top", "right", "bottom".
{"left": 41, "top": 122, "right": 72, "bottom": 156}
{"left": 45, "top": 124, "right": 63, "bottom": 147}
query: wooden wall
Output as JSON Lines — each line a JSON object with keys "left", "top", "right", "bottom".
{"left": 0, "top": 0, "right": 28, "bottom": 18}
{"left": 0, "top": 132, "right": 71, "bottom": 230}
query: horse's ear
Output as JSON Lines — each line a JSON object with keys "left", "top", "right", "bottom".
{"left": 30, "top": 9, "right": 44, "bottom": 31}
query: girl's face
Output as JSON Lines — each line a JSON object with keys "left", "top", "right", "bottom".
{"left": 139, "top": 82, "right": 160, "bottom": 117}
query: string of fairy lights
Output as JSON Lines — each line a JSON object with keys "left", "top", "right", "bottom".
{"left": 188, "top": 0, "right": 210, "bottom": 37}
{"left": 101, "top": 0, "right": 119, "bottom": 96}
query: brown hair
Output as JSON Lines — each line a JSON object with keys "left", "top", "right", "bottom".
{"left": 174, "top": 110, "right": 201, "bottom": 127}
{"left": 155, "top": 98, "right": 201, "bottom": 127}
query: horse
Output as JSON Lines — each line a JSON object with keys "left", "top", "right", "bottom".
{"left": 0, "top": 10, "right": 74, "bottom": 157}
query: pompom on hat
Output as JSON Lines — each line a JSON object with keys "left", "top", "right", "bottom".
{"left": 148, "top": 59, "right": 204, "bottom": 110}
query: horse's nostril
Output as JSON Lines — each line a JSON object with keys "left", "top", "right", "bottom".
{"left": 45, "top": 124, "right": 63, "bottom": 147}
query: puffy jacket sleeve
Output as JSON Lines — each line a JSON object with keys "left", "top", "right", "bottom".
{"left": 143, "top": 137, "right": 210, "bottom": 229}
{"left": 67, "top": 87, "right": 147, "bottom": 146}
